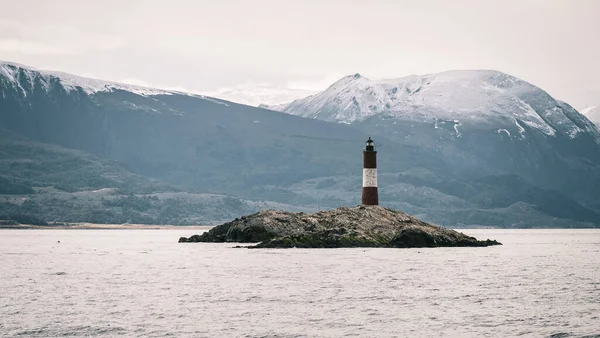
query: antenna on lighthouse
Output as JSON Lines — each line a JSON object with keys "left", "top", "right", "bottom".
{"left": 362, "top": 137, "right": 379, "bottom": 206}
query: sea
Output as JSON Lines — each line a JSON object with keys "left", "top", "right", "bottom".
{"left": 0, "top": 229, "right": 599, "bottom": 337}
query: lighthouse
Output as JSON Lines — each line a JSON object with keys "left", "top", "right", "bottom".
{"left": 362, "top": 137, "right": 379, "bottom": 206}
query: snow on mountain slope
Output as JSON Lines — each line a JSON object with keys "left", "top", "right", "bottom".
{"left": 275, "top": 71, "right": 599, "bottom": 140}
{"left": 0, "top": 61, "right": 226, "bottom": 105}
{"left": 582, "top": 106, "right": 600, "bottom": 126}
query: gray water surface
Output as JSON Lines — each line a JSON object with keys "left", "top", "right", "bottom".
{"left": 1, "top": 229, "right": 599, "bottom": 337}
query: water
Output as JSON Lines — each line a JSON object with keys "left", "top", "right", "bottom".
{"left": 1, "top": 229, "right": 599, "bottom": 337}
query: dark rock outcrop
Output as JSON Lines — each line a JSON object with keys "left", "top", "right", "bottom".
{"left": 178, "top": 206, "right": 501, "bottom": 248}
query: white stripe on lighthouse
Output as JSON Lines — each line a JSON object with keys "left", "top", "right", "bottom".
{"left": 362, "top": 168, "right": 377, "bottom": 187}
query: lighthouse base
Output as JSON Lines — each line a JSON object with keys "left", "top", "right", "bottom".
{"left": 362, "top": 187, "right": 379, "bottom": 206}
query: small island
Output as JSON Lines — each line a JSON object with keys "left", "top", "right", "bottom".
{"left": 178, "top": 205, "right": 501, "bottom": 248}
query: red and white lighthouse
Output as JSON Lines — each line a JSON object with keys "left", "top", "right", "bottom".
{"left": 362, "top": 137, "right": 379, "bottom": 206}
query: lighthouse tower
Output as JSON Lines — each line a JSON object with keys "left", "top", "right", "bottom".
{"left": 362, "top": 137, "right": 379, "bottom": 206}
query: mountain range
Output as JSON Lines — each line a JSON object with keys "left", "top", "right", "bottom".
{"left": 1, "top": 61, "right": 599, "bottom": 227}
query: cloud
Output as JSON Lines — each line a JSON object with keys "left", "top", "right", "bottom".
{"left": 0, "top": 19, "right": 125, "bottom": 56}
{"left": 95, "top": 35, "right": 126, "bottom": 51}
{"left": 199, "top": 75, "right": 350, "bottom": 106}
{"left": 119, "top": 77, "right": 318, "bottom": 106}
{"left": 118, "top": 78, "right": 196, "bottom": 94}
{"left": 0, "top": 38, "right": 74, "bottom": 55}
{"left": 120, "top": 78, "right": 152, "bottom": 87}
{"left": 202, "top": 82, "right": 317, "bottom": 106}
{"left": 285, "top": 73, "right": 345, "bottom": 92}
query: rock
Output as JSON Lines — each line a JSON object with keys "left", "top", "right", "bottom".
{"left": 178, "top": 206, "right": 502, "bottom": 248}
{"left": 179, "top": 235, "right": 203, "bottom": 243}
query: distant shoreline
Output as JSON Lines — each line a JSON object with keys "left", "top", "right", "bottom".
{"left": 1, "top": 223, "right": 597, "bottom": 230}
{"left": 0, "top": 223, "right": 214, "bottom": 230}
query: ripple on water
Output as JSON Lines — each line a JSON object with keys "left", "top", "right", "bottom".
{"left": 1, "top": 229, "right": 599, "bottom": 337}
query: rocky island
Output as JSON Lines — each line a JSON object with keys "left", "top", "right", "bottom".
{"left": 178, "top": 206, "right": 501, "bottom": 248}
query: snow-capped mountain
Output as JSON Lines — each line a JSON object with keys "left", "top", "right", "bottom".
{"left": 274, "top": 70, "right": 600, "bottom": 210}
{"left": 0, "top": 60, "right": 381, "bottom": 216}
{"left": 582, "top": 106, "right": 600, "bottom": 126}
{"left": 275, "top": 71, "right": 600, "bottom": 141}
{"left": 0, "top": 61, "right": 230, "bottom": 103}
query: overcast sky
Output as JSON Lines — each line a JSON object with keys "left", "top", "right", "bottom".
{"left": 1, "top": 0, "right": 598, "bottom": 108}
